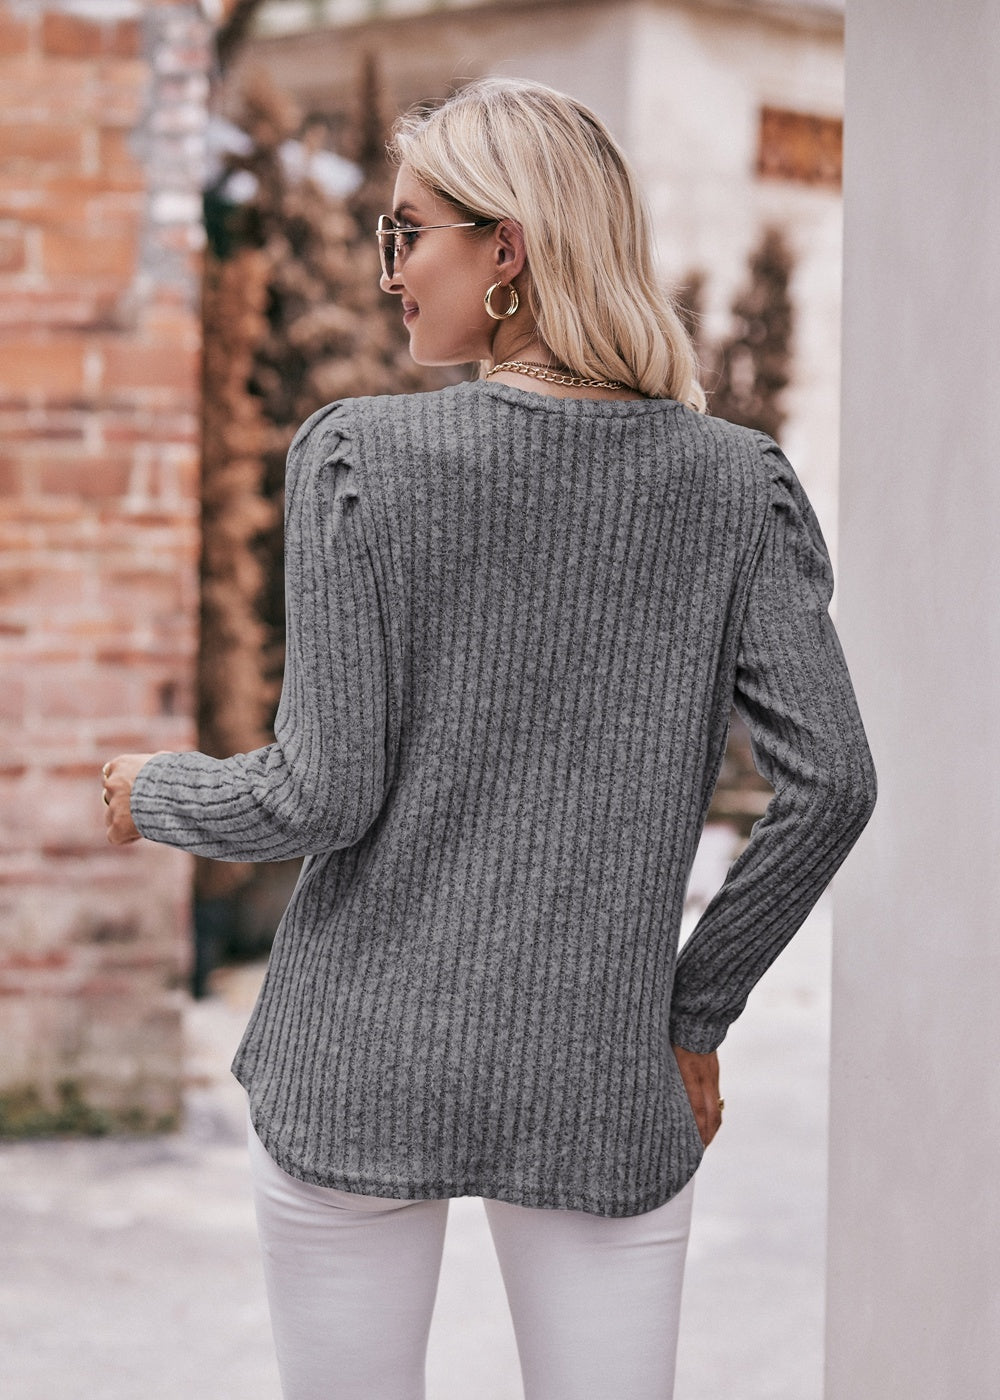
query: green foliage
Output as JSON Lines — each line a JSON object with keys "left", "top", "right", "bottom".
{"left": 674, "top": 232, "right": 795, "bottom": 832}
{"left": 202, "top": 62, "right": 459, "bottom": 735}
{"left": 704, "top": 226, "right": 794, "bottom": 440}
{"left": 0, "top": 1080, "right": 179, "bottom": 1139}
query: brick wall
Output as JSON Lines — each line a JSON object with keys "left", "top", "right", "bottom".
{"left": 0, "top": 1, "right": 211, "bottom": 1132}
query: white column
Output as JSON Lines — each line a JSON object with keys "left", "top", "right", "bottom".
{"left": 827, "top": 3, "right": 1000, "bottom": 1395}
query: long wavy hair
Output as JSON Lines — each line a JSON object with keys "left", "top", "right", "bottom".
{"left": 389, "top": 78, "right": 705, "bottom": 410}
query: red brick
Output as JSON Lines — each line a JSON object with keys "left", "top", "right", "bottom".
{"left": 0, "top": 562, "right": 32, "bottom": 598}
{"left": 98, "top": 57, "right": 148, "bottom": 87}
{"left": 40, "top": 15, "right": 142, "bottom": 61}
{"left": 0, "top": 71, "right": 89, "bottom": 128}
{"left": 41, "top": 12, "right": 104, "bottom": 59}
{"left": 0, "top": 11, "right": 31, "bottom": 57}
{"left": 27, "top": 668, "right": 145, "bottom": 723}
{"left": 0, "top": 122, "right": 84, "bottom": 170}
{"left": 140, "top": 305, "right": 200, "bottom": 348}
{"left": 102, "top": 410, "right": 198, "bottom": 444}
{"left": 0, "top": 0, "right": 204, "bottom": 1127}
{"left": 7, "top": 645, "right": 87, "bottom": 671}
{"left": 155, "top": 223, "right": 204, "bottom": 257}
{"left": 108, "top": 21, "right": 142, "bottom": 60}
{"left": 19, "top": 188, "right": 93, "bottom": 228}
{"left": 0, "top": 176, "right": 146, "bottom": 221}
{"left": 100, "top": 563, "right": 185, "bottom": 599}
{"left": 41, "top": 227, "right": 138, "bottom": 280}
{"left": 0, "top": 179, "right": 38, "bottom": 220}
{"left": 103, "top": 510, "right": 196, "bottom": 531}
{"left": 93, "top": 646, "right": 152, "bottom": 667}
{"left": 0, "top": 407, "right": 88, "bottom": 442}
{"left": 0, "top": 291, "right": 121, "bottom": 333}
{"left": 25, "top": 190, "right": 93, "bottom": 231}
{"left": 152, "top": 444, "right": 200, "bottom": 503}
{"left": 0, "top": 454, "right": 23, "bottom": 493}
{"left": 98, "top": 127, "right": 143, "bottom": 180}
{"left": 152, "top": 675, "right": 194, "bottom": 718}
{"left": 0, "top": 340, "right": 87, "bottom": 398}
{"left": 1, "top": 950, "right": 71, "bottom": 973}
{"left": 38, "top": 458, "right": 133, "bottom": 500}
{"left": 0, "top": 562, "right": 91, "bottom": 613}
{"left": 0, "top": 229, "right": 26, "bottom": 272}
{"left": 0, "top": 671, "right": 24, "bottom": 722}
{"left": 94, "top": 59, "right": 149, "bottom": 126}
{"left": 0, "top": 506, "right": 85, "bottom": 545}
{"left": 48, "top": 762, "right": 108, "bottom": 781}
{"left": 100, "top": 342, "right": 199, "bottom": 395}
{"left": 92, "top": 725, "right": 171, "bottom": 754}
{"left": 38, "top": 844, "right": 105, "bottom": 863}
{"left": 36, "top": 188, "right": 144, "bottom": 234}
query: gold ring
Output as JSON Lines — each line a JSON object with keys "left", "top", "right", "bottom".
{"left": 102, "top": 762, "right": 111, "bottom": 778}
{"left": 102, "top": 790, "right": 110, "bottom": 806}
{"left": 717, "top": 1098, "right": 725, "bottom": 1112}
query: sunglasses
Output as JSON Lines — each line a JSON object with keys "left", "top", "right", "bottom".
{"left": 375, "top": 213, "right": 496, "bottom": 279}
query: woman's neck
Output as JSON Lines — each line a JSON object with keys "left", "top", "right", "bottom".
{"left": 486, "top": 333, "right": 645, "bottom": 402}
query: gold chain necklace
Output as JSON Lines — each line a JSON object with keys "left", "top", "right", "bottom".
{"left": 487, "top": 360, "right": 632, "bottom": 392}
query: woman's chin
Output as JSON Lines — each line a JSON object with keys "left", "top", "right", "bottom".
{"left": 407, "top": 339, "right": 476, "bottom": 370}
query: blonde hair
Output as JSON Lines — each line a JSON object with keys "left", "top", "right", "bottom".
{"left": 389, "top": 78, "right": 706, "bottom": 410}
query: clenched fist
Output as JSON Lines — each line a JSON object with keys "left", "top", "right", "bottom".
{"left": 101, "top": 753, "right": 168, "bottom": 846}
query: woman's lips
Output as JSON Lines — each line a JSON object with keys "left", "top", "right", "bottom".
{"left": 402, "top": 302, "right": 418, "bottom": 326}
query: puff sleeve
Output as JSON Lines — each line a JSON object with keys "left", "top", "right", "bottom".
{"left": 668, "top": 437, "right": 877, "bottom": 1053}
{"left": 129, "top": 402, "right": 393, "bottom": 861}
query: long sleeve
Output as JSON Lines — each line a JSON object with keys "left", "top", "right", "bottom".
{"left": 668, "top": 438, "right": 877, "bottom": 1053}
{"left": 130, "top": 402, "right": 393, "bottom": 861}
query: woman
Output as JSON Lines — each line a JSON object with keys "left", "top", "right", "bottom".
{"left": 103, "top": 78, "right": 876, "bottom": 1400}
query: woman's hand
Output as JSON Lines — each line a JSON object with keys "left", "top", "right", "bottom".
{"left": 672, "top": 1044, "right": 724, "bottom": 1147}
{"left": 101, "top": 753, "right": 166, "bottom": 846}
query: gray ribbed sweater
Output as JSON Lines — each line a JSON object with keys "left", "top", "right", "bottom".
{"left": 131, "top": 380, "right": 876, "bottom": 1217}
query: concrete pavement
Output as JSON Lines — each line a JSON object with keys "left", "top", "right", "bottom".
{"left": 0, "top": 893, "right": 832, "bottom": 1400}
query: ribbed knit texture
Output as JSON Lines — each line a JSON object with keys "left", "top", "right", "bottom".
{"left": 131, "top": 379, "right": 876, "bottom": 1217}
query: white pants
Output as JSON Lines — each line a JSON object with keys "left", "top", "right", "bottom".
{"left": 247, "top": 1111, "right": 694, "bottom": 1400}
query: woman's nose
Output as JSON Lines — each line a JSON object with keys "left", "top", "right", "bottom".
{"left": 380, "top": 268, "right": 403, "bottom": 295}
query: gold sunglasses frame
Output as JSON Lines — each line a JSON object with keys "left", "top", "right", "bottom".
{"left": 375, "top": 214, "right": 495, "bottom": 278}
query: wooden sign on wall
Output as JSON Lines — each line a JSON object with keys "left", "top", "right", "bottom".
{"left": 757, "top": 106, "right": 843, "bottom": 189}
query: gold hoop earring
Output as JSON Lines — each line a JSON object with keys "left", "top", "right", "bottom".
{"left": 484, "top": 281, "right": 519, "bottom": 320}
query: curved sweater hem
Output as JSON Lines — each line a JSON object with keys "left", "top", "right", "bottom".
{"left": 238, "top": 1080, "right": 703, "bottom": 1220}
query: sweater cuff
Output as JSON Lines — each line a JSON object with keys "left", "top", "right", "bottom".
{"left": 129, "top": 751, "right": 189, "bottom": 843}
{"left": 668, "top": 1014, "right": 731, "bottom": 1055}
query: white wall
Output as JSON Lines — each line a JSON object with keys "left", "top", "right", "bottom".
{"left": 828, "top": 2, "right": 1000, "bottom": 1394}
{"left": 244, "top": 1, "right": 846, "bottom": 557}
{"left": 628, "top": 3, "right": 844, "bottom": 549}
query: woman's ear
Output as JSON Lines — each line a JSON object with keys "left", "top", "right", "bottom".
{"left": 493, "top": 219, "right": 528, "bottom": 279}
